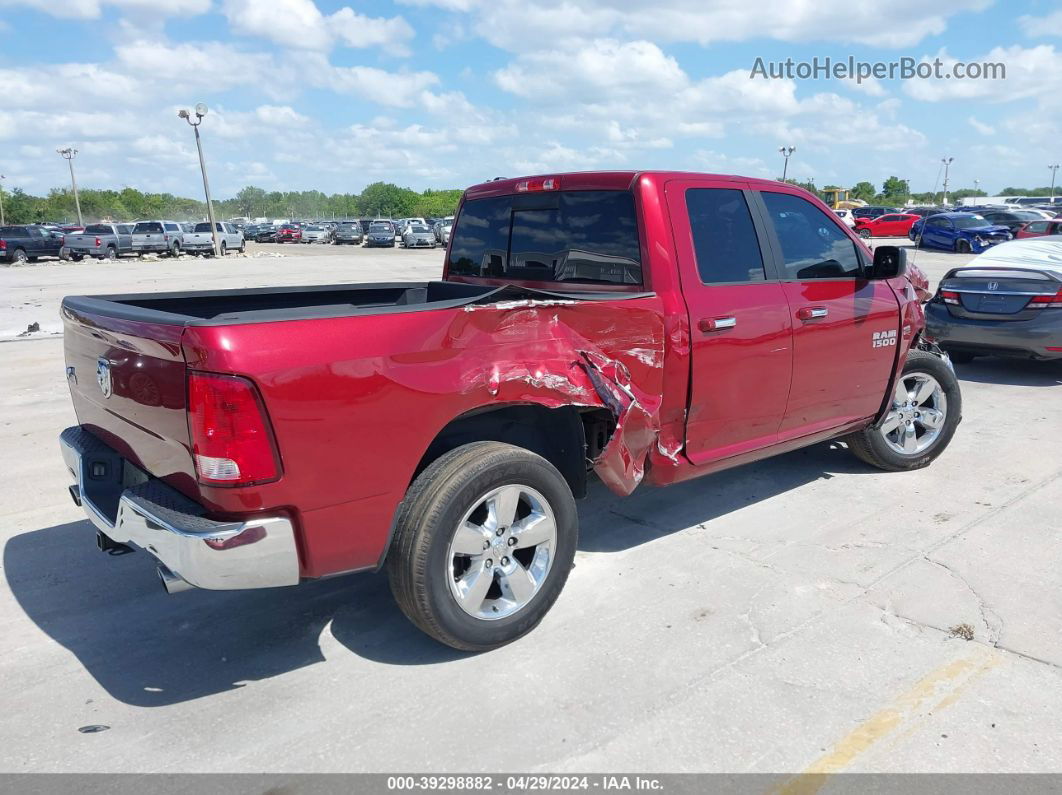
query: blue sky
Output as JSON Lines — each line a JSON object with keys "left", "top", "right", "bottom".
{"left": 1, "top": 0, "right": 1060, "bottom": 199}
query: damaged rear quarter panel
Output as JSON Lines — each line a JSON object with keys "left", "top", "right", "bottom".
{"left": 182, "top": 294, "right": 669, "bottom": 575}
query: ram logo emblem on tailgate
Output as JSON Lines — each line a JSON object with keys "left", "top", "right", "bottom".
{"left": 96, "top": 358, "right": 112, "bottom": 398}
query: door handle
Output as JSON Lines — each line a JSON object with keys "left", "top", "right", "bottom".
{"left": 797, "top": 307, "right": 828, "bottom": 321}
{"left": 698, "top": 316, "right": 737, "bottom": 332}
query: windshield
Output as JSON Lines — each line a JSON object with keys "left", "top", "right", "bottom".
{"left": 953, "top": 215, "right": 991, "bottom": 230}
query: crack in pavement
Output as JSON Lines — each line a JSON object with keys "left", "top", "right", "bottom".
{"left": 922, "top": 554, "right": 1005, "bottom": 645}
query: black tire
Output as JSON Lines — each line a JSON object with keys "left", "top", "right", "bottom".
{"left": 220, "top": 242, "right": 227, "bottom": 257}
{"left": 955, "top": 239, "right": 971, "bottom": 254}
{"left": 238, "top": 241, "right": 246, "bottom": 253}
{"left": 170, "top": 243, "right": 181, "bottom": 258}
{"left": 387, "top": 441, "right": 578, "bottom": 651}
{"left": 70, "top": 252, "right": 84, "bottom": 262}
{"left": 858, "top": 228, "right": 872, "bottom": 239}
{"left": 845, "top": 350, "right": 961, "bottom": 472}
{"left": 13, "top": 248, "right": 28, "bottom": 263}
{"left": 104, "top": 246, "right": 117, "bottom": 261}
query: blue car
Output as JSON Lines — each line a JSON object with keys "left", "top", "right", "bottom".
{"left": 908, "top": 212, "right": 1011, "bottom": 254}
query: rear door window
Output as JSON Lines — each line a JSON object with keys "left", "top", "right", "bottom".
{"left": 761, "top": 192, "right": 862, "bottom": 279}
{"left": 685, "top": 188, "right": 765, "bottom": 284}
{"left": 449, "top": 190, "right": 642, "bottom": 286}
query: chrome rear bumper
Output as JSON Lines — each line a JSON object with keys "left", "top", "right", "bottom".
{"left": 59, "top": 426, "right": 300, "bottom": 591}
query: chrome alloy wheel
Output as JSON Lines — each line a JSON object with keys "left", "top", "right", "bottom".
{"left": 446, "top": 484, "right": 557, "bottom": 621}
{"left": 879, "top": 372, "right": 947, "bottom": 456}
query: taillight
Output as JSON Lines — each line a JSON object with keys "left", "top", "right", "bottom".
{"left": 187, "top": 372, "right": 280, "bottom": 486}
{"left": 940, "top": 290, "right": 960, "bottom": 305}
{"left": 95, "top": 237, "right": 101, "bottom": 247}
{"left": 515, "top": 176, "right": 559, "bottom": 192}
{"left": 0, "top": 240, "right": 6, "bottom": 252}
{"left": 1029, "top": 287, "right": 1062, "bottom": 309}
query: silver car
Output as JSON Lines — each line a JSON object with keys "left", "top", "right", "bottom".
{"left": 301, "top": 225, "right": 332, "bottom": 243}
{"left": 401, "top": 223, "right": 436, "bottom": 248}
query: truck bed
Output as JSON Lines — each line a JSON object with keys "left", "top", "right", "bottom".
{"left": 61, "top": 281, "right": 629, "bottom": 325}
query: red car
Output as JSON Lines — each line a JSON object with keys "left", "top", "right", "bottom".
{"left": 274, "top": 225, "right": 302, "bottom": 243}
{"left": 854, "top": 212, "right": 921, "bottom": 239}
{"left": 1015, "top": 218, "right": 1062, "bottom": 239}
{"left": 59, "top": 171, "right": 959, "bottom": 650}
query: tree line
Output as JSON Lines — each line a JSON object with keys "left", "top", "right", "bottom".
{"left": 783, "top": 176, "right": 1058, "bottom": 205}
{"left": 0, "top": 182, "right": 465, "bottom": 225}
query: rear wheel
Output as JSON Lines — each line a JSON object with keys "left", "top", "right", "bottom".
{"left": 219, "top": 242, "right": 227, "bottom": 257}
{"left": 13, "top": 248, "right": 27, "bottom": 264}
{"left": 387, "top": 442, "right": 578, "bottom": 651}
{"left": 70, "top": 252, "right": 84, "bottom": 262}
{"left": 169, "top": 243, "right": 181, "bottom": 258}
{"left": 845, "top": 350, "right": 961, "bottom": 471}
{"left": 104, "top": 246, "right": 117, "bottom": 261}
{"left": 955, "top": 239, "right": 972, "bottom": 254}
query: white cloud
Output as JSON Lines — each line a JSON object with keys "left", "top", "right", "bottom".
{"left": 400, "top": 0, "right": 990, "bottom": 50}
{"left": 221, "top": 0, "right": 415, "bottom": 54}
{"left": 968, "top": 116, "right": 995, "bottom": 135}
{"left": 1018, "top": 10, "right": 1062, "bottom": 38}
{"left": 903, "top": 45, "right": 1062, "bottom": 103}
{"left": 0, "top": 0, "right": 208, "bottom": 19}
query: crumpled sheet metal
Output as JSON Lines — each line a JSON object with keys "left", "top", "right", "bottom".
{"left": 449, "top": 296, "right": 673, "bottom": 496}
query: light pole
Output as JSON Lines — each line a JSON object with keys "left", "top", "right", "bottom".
{"left": 973, "top": 178, "right": 980, "bottom": 196}
{"left": 57, "top": 147, "right": 83, "bottom": 226}
{"left": 1050, "top": 164, "right": 1060, "bottom": 200}
{"left": 941, "top": 156, "right": 954, "bottom": 206}
{"left": 0, "top": 174, "right": 5, "bottom": 226}
{"left": 779, "top": 146, "right": 796, "bottom": 181}
{"left": 178, "top": 103, "right": 221, "bottom": 257}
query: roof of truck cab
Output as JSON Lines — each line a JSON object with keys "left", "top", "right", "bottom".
{"left": 462, "top": 171, "right": 794, "bottom": 200}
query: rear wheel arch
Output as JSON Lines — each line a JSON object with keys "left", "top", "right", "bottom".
{"left": 410, "top": 404, "right": 597, "bottom": 501}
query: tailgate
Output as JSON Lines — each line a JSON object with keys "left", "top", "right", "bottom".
{"left": 62, "top": 305, "right": 197, "bottom": 494}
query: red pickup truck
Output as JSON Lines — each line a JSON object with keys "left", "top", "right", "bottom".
{"left": 59, "top": 171, "right": 961, "bottom": 650}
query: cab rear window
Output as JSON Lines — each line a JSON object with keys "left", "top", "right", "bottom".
{"left": 448, "top": 190, "right": 642, "bottom": 286}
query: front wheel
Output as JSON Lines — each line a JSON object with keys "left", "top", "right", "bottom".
{"left": 955, "top": 239, "right": 971, "bottom": 254}
{"left": 219, "top": 242, "right": 227, "bottom": 257}
{"left": 845, "top": 350, "right": 961, "bottom": 471}
{"left": 387, "top": 442, "right": 578, "bottom": 651}
{"left": 858, "top": 228, "right": 872, "bottom": 239}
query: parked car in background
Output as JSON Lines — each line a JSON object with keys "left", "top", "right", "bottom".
{"left": 903, "top": 207, "right": 947, "bottom": 218}
{"left": 182, "top": 222, "right": 246, "bottom": 255}
{"left": 977, "top": 209, "right": 1047, "bottom": 233}
{"left": 853, "top": 212, "right": 921, "bottom": 239}
{"left": 910, "top": 213, "right": 1012, "bottom": 253}
{"left": 275, "top": 224, "right": 303, "bottom": 243}
{"left": 433, "top": 216, "right": 455, "bottom": 241}
{"left": 833, "top": 209, "right": 856, "bottom": 228}
{"left": 401, "top": 223, "right": 437, "bottom": 248}
{"left": 62, "top": 223, "right": 134, "bottom": 261}
{"left": 301, "top": 225, "right": 332, "bottom": 244}
{"left": 851, "top": 206, "right": 898, "bottom": 220}
{"left": 437, "top": 217, "right": 454, "bottom": 244}
{"left": 132, "top": 220, "right": 185, "bottom": 257}
{"left": 333, "top": 222, "right": 364, "bottom": 245}
{"left": 254, "top": 225, "right": 278, "bottom": 242}
{"left": 365, "top": 220, "right": 396, "bottom": 247}
{"left": 1015, "top": 219, "right": 1062, "bottom": 239}
{"left": 0, "top": 224, "right": 65, "bottom": 263}
{"left": 925, "top": 237, "right": 1062, "bottom": 362}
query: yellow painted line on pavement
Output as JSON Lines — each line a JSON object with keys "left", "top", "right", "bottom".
{"left": 775, "top": 647, "right": 1002, "bottom": 795}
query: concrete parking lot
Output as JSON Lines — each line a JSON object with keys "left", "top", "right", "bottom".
{"left": 1, "top": 240, "right": 1060, "bottom": 774}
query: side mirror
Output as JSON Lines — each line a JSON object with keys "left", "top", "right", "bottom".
{"left": 870, "top": 245, "right": 908, "bottom": 280}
